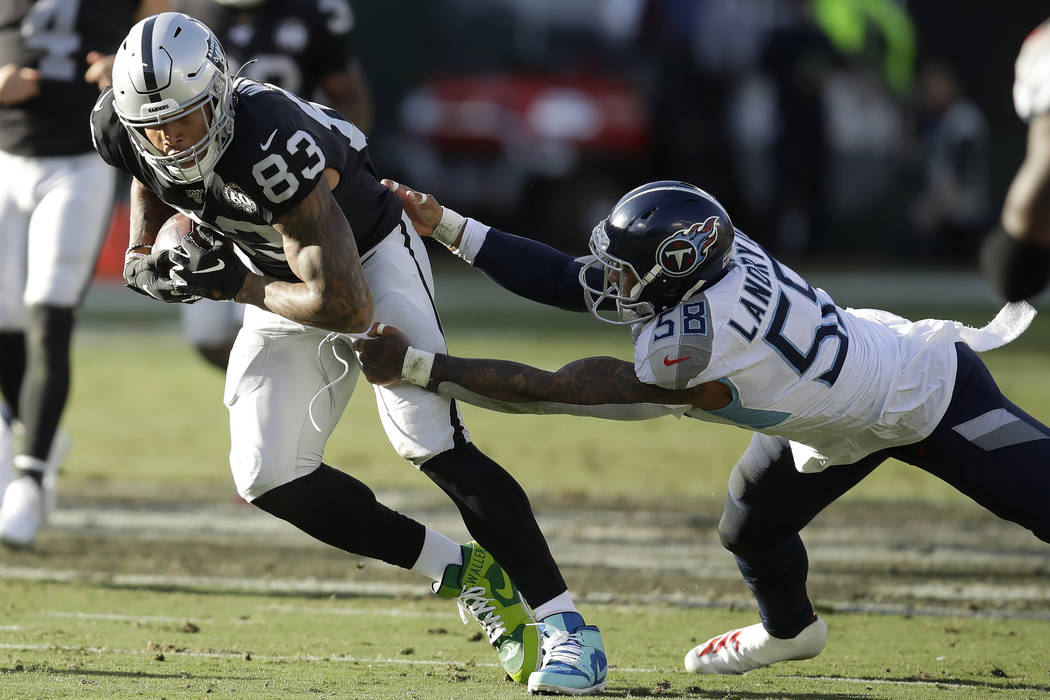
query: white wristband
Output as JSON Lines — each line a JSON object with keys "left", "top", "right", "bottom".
{"left": 454, "top": 218, "right": 490, "bottom": 264}
{"left": 401, "top": 346, "right": 436, "bottom": 387}
{"left": 432, "top": 207, "right": 467, "bottom": 247}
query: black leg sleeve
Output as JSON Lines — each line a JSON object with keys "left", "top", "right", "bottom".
{"left": 252, "top": 463, "right": 426, "bottom": 570}
{"left": 21, "top": 305, "right": 74, "bottom": 460}
{"left": 422, "top": 442, "right": 567, "bottom": 606}
{"left": 0, "top": 330, "right": 26, "bottom": 418}
{"left": 719, "top": 435, "right": 881, "bottom": 638}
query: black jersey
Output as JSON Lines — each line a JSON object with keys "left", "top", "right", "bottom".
{"left": 174, "top": 0, "right": 357, "bottom": 99}
{"left": 0, "top": 0, "right": 136, "bottom": 156}
{"left": 90, "top": 78, "right": 401, "bottom": 282}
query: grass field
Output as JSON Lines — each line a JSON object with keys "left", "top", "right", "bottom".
{"left": 1, "top": 268, "right": 1049, "bottom": 698}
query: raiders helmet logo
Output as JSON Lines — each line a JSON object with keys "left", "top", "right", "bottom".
{"left": 205, "top": 37, "right": 226, "bottom": 72}
{"left": 655, "top": 216, "right": 720, "bottom": 277}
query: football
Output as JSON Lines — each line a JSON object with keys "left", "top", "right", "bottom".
{"left": 154, "top": 212, "right": 209, "bottom": 252}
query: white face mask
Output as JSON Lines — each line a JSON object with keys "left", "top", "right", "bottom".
{"left": 578, "top": 224, "right": 657, "bottom": 326}
{"left": 129, "top": 96, "right": 233, "bottom": 184}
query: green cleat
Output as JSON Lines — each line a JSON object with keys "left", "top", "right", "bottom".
{"left": 434, "top": 542, "right": 541, "bottom": 684}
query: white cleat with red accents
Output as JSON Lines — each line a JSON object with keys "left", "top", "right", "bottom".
{"left": 684, "top": 615, "right": 827, "bottom": 674}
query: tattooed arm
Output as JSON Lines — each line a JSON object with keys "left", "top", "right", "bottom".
{"left": 236, "top": 169, "right": 374, "bottom": 333}
{"left": 353, "top": 324, "right": 729, "bottom": 419}
{"left": 129, "top": 178, "right": 177, "bottom": 248}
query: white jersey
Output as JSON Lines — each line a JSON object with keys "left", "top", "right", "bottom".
{"left": 1014, "top": 18, "right": 1050, "bottom": 121}
{"left": 634, "top": 233, "right": 1032, "bottom": 471}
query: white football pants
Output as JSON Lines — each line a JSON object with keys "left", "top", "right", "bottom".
{"left": 0, "top": 150, "right": 116, "bottom": 327}
{"left": 225, "top": 214, "right": 470, "bottom": 501}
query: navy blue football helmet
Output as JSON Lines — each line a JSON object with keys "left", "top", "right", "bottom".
{"left": 579, "top": 181, "right": 735, "bottom": 325}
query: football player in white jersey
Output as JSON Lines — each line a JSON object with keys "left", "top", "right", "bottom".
{"left": 982, "top": 18, "right": 1050, "bottom": 302}
{"left": 92, "top": 13, "right": 605, "bottom": 693}
{"left": 356, "top": 180, "right": 1050, "bottom": 677}
{"left": 0, "top": 0, "right": 169, "bottom": 547}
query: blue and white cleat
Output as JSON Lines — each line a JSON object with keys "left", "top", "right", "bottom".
{"left": 528, "top": 612, "right": 607, "bottom": 695}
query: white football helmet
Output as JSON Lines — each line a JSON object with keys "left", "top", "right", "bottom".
{"left": 111, "top": 13, "right": 234, "bottom": 184}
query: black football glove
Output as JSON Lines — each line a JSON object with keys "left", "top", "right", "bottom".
{"left": 169, "top": 235, "right": 249, "bottom": 301}
{"left": 123, "top": 248, "right": 197, "bottom": 303}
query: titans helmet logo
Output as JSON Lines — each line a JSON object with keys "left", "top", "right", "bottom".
{"left": 655, "top": 216, "right": 720, "bottom": 277}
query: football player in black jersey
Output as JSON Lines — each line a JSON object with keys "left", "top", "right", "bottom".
{"left": 982, "top": 19, "right": 1050, "bottom": 303}
{"left": 170, "top": 0, "right": 373, "bottom": 369}
{"left": 0, "top": 0, "right": 169, "bottom": 548}
{"left": 91, "top": 12, "right": 604, "bottom": 692}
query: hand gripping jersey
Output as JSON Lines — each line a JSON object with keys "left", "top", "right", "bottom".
{"left": 0, "top": 0, "right": 137, "bottom": 156}
{"left": 1014, "top": 18, "right": 1050, "bottom": 121}
{"left": 174, "top": 0, "right": 358, "bottom": 98}
{"left": 634, "top": 233, "right": 1034, "bottom": 472}
{"left": 90, "top": 78, "right": 401, "bottom": 280}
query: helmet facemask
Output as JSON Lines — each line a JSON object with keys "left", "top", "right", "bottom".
{"left": 123, "top": 80, "right": 233, "bottom": 184}
{"left": 580, "top": 220, "right": 663, "bottom": 325}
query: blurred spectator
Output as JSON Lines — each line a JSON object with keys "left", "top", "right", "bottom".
{"left": 759, "top": 2, "right": 839, "bottom": 253}
{"left": 909, "top": 58, "right": 990, "bottom": 260}
{"left": 349, "top": 0, "right": 1042, "bottom": 262}
{"left": 636, "top": 0, "right": 788, "bottom": 218}
{"left": 810, "top": 0, "right": 916, "bottom": 97}
{"left": 388, "top": 0, "right": 652, "bottom": 254}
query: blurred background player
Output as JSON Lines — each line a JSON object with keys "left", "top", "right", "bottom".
{"left": 0, "top": 0, "right": 169, "bottom": 547}
{"left": 982, "top": 17, "right": 1050, "bottom": 303}
{"left": 908, "top": 56, "right": 990, "bottom": 260}
{"left": 171, "top": 0, "right": 373, "bottom": 369}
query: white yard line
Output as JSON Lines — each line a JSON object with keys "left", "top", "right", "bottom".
{"left": 41, "top": 611, "right": 212, "bottom": 623}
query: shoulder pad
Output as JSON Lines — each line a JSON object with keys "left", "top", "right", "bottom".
{"left": 1014, "top": 19, "right": 1050, "bottom": 121}
{"left": 634, "top": 298, "right": 714, "bottom": 389}
{"left": 89, "top": 89, "right": 126, "bottom": 169}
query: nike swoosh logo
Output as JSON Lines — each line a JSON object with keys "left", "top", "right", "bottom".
{"left": 493, "top": 572, "right": 516, "bottom": 602}
{"left": 663, "top": 355, "right": 692, "bottom": 366}
{"left": 195, "top": 260, "right": 225, "bottom": 274}
{"left": 260, "top": 129, "right": 278, "bottom": 150}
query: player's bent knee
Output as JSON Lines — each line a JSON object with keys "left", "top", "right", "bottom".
{"left": 717, "top": 499, "right": 779, "bottom": 557}
{"left": 374, "top": 384, "right": 471, "bottom": 465}
{"left": 717, "top": 512, "right": 748, "bottom": 554}
{"left": 229, "top": 445, "right": 323, "bottom": 503}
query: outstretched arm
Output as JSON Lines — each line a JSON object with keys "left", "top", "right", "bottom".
{"left": 383, "top": 180, "right": 604, "bottom": 311}
{"left": 352, "top": 324, "right": 728, "bottom": 419}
